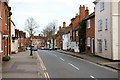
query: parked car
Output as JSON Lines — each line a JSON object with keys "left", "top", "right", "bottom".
{"left": 26, "top": 47, "right": 30, "bottom": 50}
{"left": 32, "top": 47, "right": 38, "bottom": 51}
{"left": 40, "top": 47, "right": 49, "bottom": 50}
{"left": 49, "top": 46, "right": 58, "bottom": 50}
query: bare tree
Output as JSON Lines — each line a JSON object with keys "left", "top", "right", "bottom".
{"left": 24, "top": 17, "right": 39, "bottom": 37}
{"left": 41, "top": 21, "right": 57, "bottom": 38}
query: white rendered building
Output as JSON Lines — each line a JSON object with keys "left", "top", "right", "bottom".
{"left": 94, "top": 0, "right": 120, "bottom": 60}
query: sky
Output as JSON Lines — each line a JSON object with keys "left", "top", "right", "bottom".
{"left": 9, "top": 0, "right": 95, "bottom": 35}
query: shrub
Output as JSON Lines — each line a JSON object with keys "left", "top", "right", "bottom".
{"left": 2, "top": 56, "right": 11, "bottom": 61}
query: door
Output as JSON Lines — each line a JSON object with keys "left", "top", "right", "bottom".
{"left": 92, "top": 38, "right": 95, "bottom": 53}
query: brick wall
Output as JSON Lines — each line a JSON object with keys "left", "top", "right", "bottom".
{"left": 86, "top": 13, "right": 95, "bottom": 54}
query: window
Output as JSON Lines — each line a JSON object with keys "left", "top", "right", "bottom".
{"left": 100, "top": 2, "right": 104, "bottom": 12}
{"left": 87, "top": 37, "right": 90, "bottom": 47}
{"left": 98, "top": 20, "right": 102, "bottom": 31}
{"left": 87, "top": 19, "right": 90, "bottom": 28}
{"left": 104, "top": 39, "right": 107, "bottom": 50}
{"left": 76, "top": 31, "right": 78, "bottom": 36}
{"left": 105, "top": 18, "right": 108, "bottom": 30}
{"left": 97, "top": 39, "right": 102, "bottom": 53}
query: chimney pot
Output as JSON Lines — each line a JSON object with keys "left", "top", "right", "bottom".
{"left": 63, "top": 22, "right": 66, "bottom": 28}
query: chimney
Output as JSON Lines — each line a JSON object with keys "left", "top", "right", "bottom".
{"left": 63, "top": 22, "right": 66, "bottom": 28}
{"left": 59, "top": 26, "right": 61, "bottom": 30}
{"left": 75, "top": 13, "right": 78, "bottom": 18}
{"left": 38, "top": 34, "right": 40, "bottom": 36}
{"left": 79, "top": 5, "right": 86, "bottom": 21}
{"left": 85, "top": 7, "right": 89, "bottom": 17}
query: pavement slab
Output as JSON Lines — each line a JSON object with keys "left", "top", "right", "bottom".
{"left": 2, "top": 51, "right": 42, "bottom": 78}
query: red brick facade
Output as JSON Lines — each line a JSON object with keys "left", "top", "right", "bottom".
{"left": 15, "top": 29, "right": 26, "bottom": 51}
{"left": 56, "top": 22, "right": 67, "bottom": 49}
{"left": 32, "top": 34, "right": 45, "bottom": 49}
{"left": 1, "top": 1, "right": 12, "bottom": 56}
{"left": 70, "top": 5, "right": 89, "bottom": 42}
{"left": 85, "top": 12, "right": 95, "bottom": 54}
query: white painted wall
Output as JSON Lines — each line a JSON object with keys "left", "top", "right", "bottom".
{"left": 11, "top": 40, "right": 18, "bottom": 53}
{"left": 62, "top": 33, "right": 71, "bottom": 50}
{"left": 118, "top": 1, "right": 120, "bottom": 60}
{"left": 111, "top": 0, "right": 120, "bottom": 60}
{"left": 95, "top": 0, "right": 112, "bottom": 59}
{"left": 70, "top": 41, "right": 79, "bottom": 52}
{"left": 11, "top": 22, "right": 18, "bottom": 53}
{"left": 95, "top": 0, "right": 120, "bottom": 60}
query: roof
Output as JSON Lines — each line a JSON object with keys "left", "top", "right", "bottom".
{"left": 32, "top": 36, "right": 44, "bottom": 39}
{"left": 73, "top": 25, "right": 79, "bottom": 31}
{"left": 84, "top": 12, "right": 95, "bottom": 20}
{"left": 62, "top": 27, "right": 70, "bottom": 35}
{"left": 93, "top": 0, "right": 100, "bottom": 4}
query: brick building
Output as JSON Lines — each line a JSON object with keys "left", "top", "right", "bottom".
{"left": 70, "top": 5, "right": 89, "bottom": 52}
{"left": 1, "top": 0, "right": 12, "bottom": 56}
{"left": 32, "top": 34, "right": 45, "bottom": 49}
{"left": 85, "top": 12, "right": 95, "bottom": 54}
{"left": 0, "top": 1, "right": 2, "bottom": 63}
{"left": 15, "top": 29, "right": 26, "bottom": 52}
{"left": 56, "top": 22, "right": 66, "bottom": 49}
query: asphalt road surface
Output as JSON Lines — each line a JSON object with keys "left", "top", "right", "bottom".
{"left": 37, "top": 50, "right": 119, "bottom": 79}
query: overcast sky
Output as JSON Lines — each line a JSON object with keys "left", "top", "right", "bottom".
{"left": 9, "top": 0, "right": 95, "bottom": 35}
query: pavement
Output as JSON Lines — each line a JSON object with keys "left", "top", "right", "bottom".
{"left": 2, "top": 50, "right": 45, "bottom": 79}
{"left": 1, "top": 50, "right": 120, "bottom": 79}
{"left": 56, "top": 50, "right": 120, "bottom": 71}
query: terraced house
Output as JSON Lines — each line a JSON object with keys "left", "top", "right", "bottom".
{"left": 94, "top": 0, "right": 120, "bottom": 60}
{"left": 1, "top": 0, "right": 12, "bottom": 57}
{"left": 70, "top": 5, "right": 89, "bottom": 53}
{"left": 0, "top": 1, "right": 2, "bottom": 62}
{"left": 84, "top": 12, "right": 95, "bottom": 54}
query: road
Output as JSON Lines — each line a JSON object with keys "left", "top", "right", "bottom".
{"left": 37, "top": 50, "right": 118, "bottom": 79}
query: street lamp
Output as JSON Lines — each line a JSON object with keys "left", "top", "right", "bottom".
{"left": 30, "top": 28, "right": 33, "bottom": 56}
{"left": 52, "top": 26, "right": 55, "bottom": 50}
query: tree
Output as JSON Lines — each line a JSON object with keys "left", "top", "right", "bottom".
{"left": 79, "top": 20, "right": 86, "bottom": 52}
{"left": 24, "top": 17, "right": 39, "bottom": 56}
{"left": 24, "top": 17, "right": 39, "bottom": 37}
{"left": 41, "top": 21, "right": 58, "bottom": 48}
{"left": 41, "top": 21, "right": 57, "bottom": 39}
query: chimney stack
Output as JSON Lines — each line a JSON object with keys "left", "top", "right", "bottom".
{"left": 75, "top": 13, "right": 78, "bottom": 18}
{"left": 79, "top": 5, "right": 86, "bottom": 21}
{"left": 38, "top": 34, "right": 40, "bottom": 36}
{"left": 63, "top": 22, "right": 66, "bottom": 28}
{"left": 59, "top": 26, "right": 61, "bottom": 30}
{"left": 85, "top": 7, "right": 89, "bottom": 16}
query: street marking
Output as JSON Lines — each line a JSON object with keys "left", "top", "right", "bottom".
{"left": 60, "top": 57, "right": 65, "bottom": 61}
{"left": 54, "top": 55, "right": 57, "bottom": 57}
{"left": 36, "top": 52, "right": 50, "bottom": 79}
{"left": 68, "top": 63, "right": 80, "bottom": 70}
{"left": 44, "top": 72, "right": 50, "bottom": 79}
{"left": 58, "top": 52, "right": 117, "bottom": 72}
{"left": 90, "top": 75, "right": 98, "bottom": 80}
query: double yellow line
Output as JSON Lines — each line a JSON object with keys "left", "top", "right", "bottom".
{"left": 36, "top": 52, "right": 50, "bottom": 79}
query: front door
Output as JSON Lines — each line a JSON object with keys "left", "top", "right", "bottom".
{"left": 92, "top": 38, "right": 95, "bottom": 54}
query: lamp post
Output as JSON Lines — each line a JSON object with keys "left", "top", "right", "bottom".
{"left": 52, "top": 26, "right": 55, "bottom": 50}
{"left": 30, "top": 28, "right": 33, "bottom": 56}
